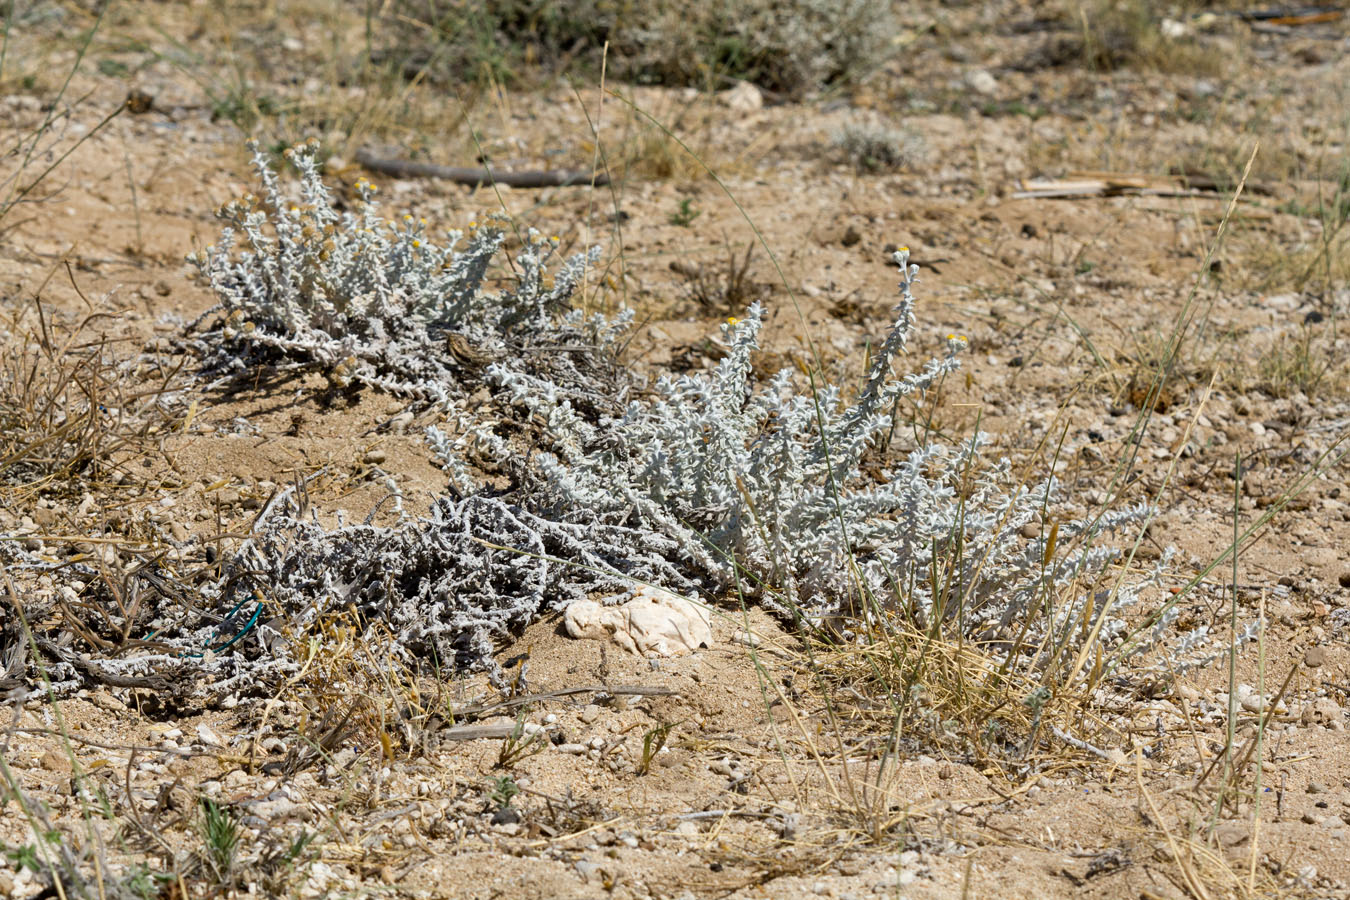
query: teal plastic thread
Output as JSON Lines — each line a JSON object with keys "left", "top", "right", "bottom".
{"left": 146, "top": 594, "right": 265, "bottom": 659}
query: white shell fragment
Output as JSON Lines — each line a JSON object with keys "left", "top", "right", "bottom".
{"left": 718, "top": 80, "right": 763, "bottom": 112}
{"left": 564, "top": 585, "right": 712, "bottom": 657}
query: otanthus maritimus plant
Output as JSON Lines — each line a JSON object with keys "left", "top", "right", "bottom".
{"left": 1, "top": 246, "right": 1205, "bottom": 698}
{"left": 187, "top": 138, "right": 620, "bottom": 402}
{"left": 491, "top": 250, "right": 1168, "bottom": 671}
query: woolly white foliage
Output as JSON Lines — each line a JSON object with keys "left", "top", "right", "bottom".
{"left": 4, "top": 215, "right": 1208, "bottom": 700}
{"left": 187, "top": 138, "right": 607, "bottom": 397}
{"left": 211, "top": 490, "right": 698, "bottom": 683}
{"left": 0, "top": 484, "right": 701, "bottom": 688}
{"left": 494, "top": 251, "right": 1161, "bottom": 667}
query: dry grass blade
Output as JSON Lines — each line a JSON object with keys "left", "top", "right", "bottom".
{"left": 1137, "top": 749, "right": 1212, "bottom": 900}
{"left": 0, "top": 301, "right": 186, "bottom": 502}
{"left": 811, "top": 619, "right": 1102, "bottom": 776}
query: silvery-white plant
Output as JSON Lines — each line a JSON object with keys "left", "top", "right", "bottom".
{"left": 187, "top": 138, "right": 614, "bottom": 400}
{"left": 0, "top": 243, "right": 1214, "bottom": 696}
{"left": 0, "top": 479, "right": 702, "bottom": 690}
{"left": 201, "top": 487, "right": 698, "bottom": 686}
{"left": 486, "top": 250, "right": 1166, "bottom": 668}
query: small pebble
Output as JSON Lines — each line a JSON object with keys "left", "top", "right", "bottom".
{"left": 196, "top": 724, "right": 226, "bottom": 747}
{"left": 39, "top": 750, "right": 68, "bottom": 772}
{"left": 489, "top": 807, "right": 520, "bottom": 826}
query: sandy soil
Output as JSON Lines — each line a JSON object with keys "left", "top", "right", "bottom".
{"left": 1, "top": 2, "right": 1348, "bottom": 898}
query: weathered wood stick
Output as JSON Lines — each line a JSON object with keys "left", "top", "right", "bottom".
{"left": 355, "top": 148, "right": 610, "bottom": 188}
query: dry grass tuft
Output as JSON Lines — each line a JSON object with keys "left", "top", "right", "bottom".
{"left": 1253, "top": 324, "right": 1345, "bottom": 400}
{"left": 808, "top": 620, "right": 1101, "bottom": 779}
{"left": 0, "top": 302, "right": 186, "bottom": 504}
{"left": 1058, "top": 0, "right": 1236, "bottom": 76}
{"left": 670, "top": 238, "right": 772, "bottom": 314}
{"left": 270, "top": 609, "right": 438, "bottom": 770}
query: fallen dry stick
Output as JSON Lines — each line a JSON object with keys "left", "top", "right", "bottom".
{"left": 355, "top": 148, "right": 611, "bottom": 188}
{"left": 1014, "top": 170, "right": 1275, "bottom": 200}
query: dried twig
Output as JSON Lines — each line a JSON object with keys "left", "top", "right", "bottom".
{"left": 1014, "top": 171, "right": 1275, "bottom": 200}
{"left": 354, "top": 148, "right": 610, "bottom": 188}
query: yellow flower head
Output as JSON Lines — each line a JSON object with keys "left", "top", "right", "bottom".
{"left": 727, "top": 316, "right": 739, "bottom": 326}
